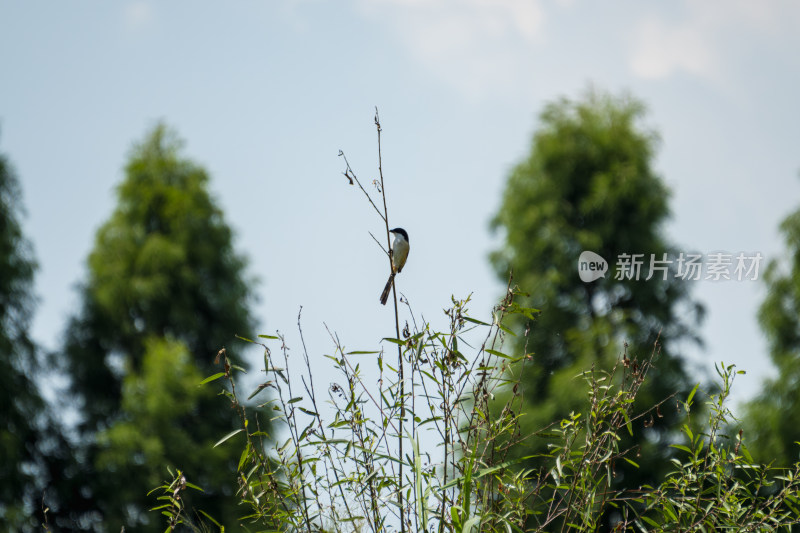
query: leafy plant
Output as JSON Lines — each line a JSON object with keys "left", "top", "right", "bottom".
{"left": 150, "top": 111, "right": 800, "bottom": 532}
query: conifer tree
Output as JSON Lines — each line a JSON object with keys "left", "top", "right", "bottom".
{"left": 491, "top": 90, "right": 705, "bottom": 493}
{"left": 743, "top": 203, "right": 800, "bottom": 467}
{"left": 0, "top": 148, "right": 46, "bottom": 530}
{"left": 62, "top": 124, "right": 260, "bottom": 530}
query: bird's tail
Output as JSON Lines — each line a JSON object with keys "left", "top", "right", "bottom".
{"left": 380, "top": 273, "right": 396, "bottom": 305}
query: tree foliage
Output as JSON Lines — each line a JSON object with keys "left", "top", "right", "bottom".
{"left": 743, "top": 205, "right": 800, "bottom": 466}
{"left": 490, "top": 89, "right": 705, "bottom": 492}
{"left": 0, "top": 147, "right": 46, "bottom": 529}
{"left": 58, "top": 124, "right": 260, "bottom": 530}
{"left": 66, "top": 125, "right": 255, "bottom": 430}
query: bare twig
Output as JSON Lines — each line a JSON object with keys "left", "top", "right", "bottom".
{"left": 338, "top": 150, "right": 386, "bottom": 223}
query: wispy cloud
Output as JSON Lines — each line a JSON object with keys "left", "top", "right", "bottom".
{"left": 355, "top": 0, "right": 545, "bottom": 99}
{"left": 630, "top": 17, "right": 715, "bottom": 81}
{"left": 629, "top": 0, "right": 800, "bottom": 82}
{"left": 124, "top": 1, "right": 153, "bottom": 29}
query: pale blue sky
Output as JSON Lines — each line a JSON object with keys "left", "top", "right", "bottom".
{"left": 2, "top": 0, "right": 799, "bottom": 407}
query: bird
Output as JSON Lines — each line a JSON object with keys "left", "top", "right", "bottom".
{"left": 380, "top": 228, "right": 409, "bottom": 305}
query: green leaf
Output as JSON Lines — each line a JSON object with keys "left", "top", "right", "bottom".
{"left": 624, "top": 457, "right": 640, "bottom": 468}
{"left": 247, "top": 383, "right": 269, "bottom": 400}
{"left": 686, "top": 382, "right": 700, "bottom": 406}
{"left": 238, "top": 443, "right": 251, "bottom": 471}
{"left": 199, "top": 372, "right": 226, "bottom": 385}
{"left": 412, "top": 433, "right": 429, "bottom": 529}
{"left": 463, "top": 516, "right": 482, "bottom": 533}
{"left": 622, "top": 410, "right": 633, "bottom": 436}
{"left": 298, "top": 407, "right": 319, "bottom": 417}
{"left": 197, "top": 510, "right": 221, "bottom": 527}
{"left": 496, "top": 323, "right": 516, "bottom": 336}
{"left": 213, "top": 429, "right": 244, "bottom": 448}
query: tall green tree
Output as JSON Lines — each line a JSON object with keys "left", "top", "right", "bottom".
{"left": 490, "top": 90, "right": 704, "bottom": 491}
{"left": 60, "top": 124, "right": 260, "bottom": 530}
{"left": 743, "top": 204, "right": 800, "bottom": 467}
{"left": 0, "top": 144, "right": 97, "bottom": 532}
{"left": 0, "top": 147, "right": 45, "bottom": 529}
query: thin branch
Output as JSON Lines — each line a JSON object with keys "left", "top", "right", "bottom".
{"left": 370, "top": 231, "right": 389, "bottom": 256}
{"left": 374, "top": 107, "right": 408, "bottom": 533}
{"left": 297, "top": 308, "right": 355, "bottom": 525}
{"left": 323, "top": 323, "right": 400, "bottom": 436}
{"left": 338, "top": 149, "right": 386, "bottom": 223}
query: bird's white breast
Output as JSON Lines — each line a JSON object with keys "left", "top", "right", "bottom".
{"left": 392, "top": 235, "right": 410, "bottom": 273}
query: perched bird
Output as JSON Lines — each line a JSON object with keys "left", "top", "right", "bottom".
{"left": 380, "top": 228, "right": 409, "bottom": 305}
